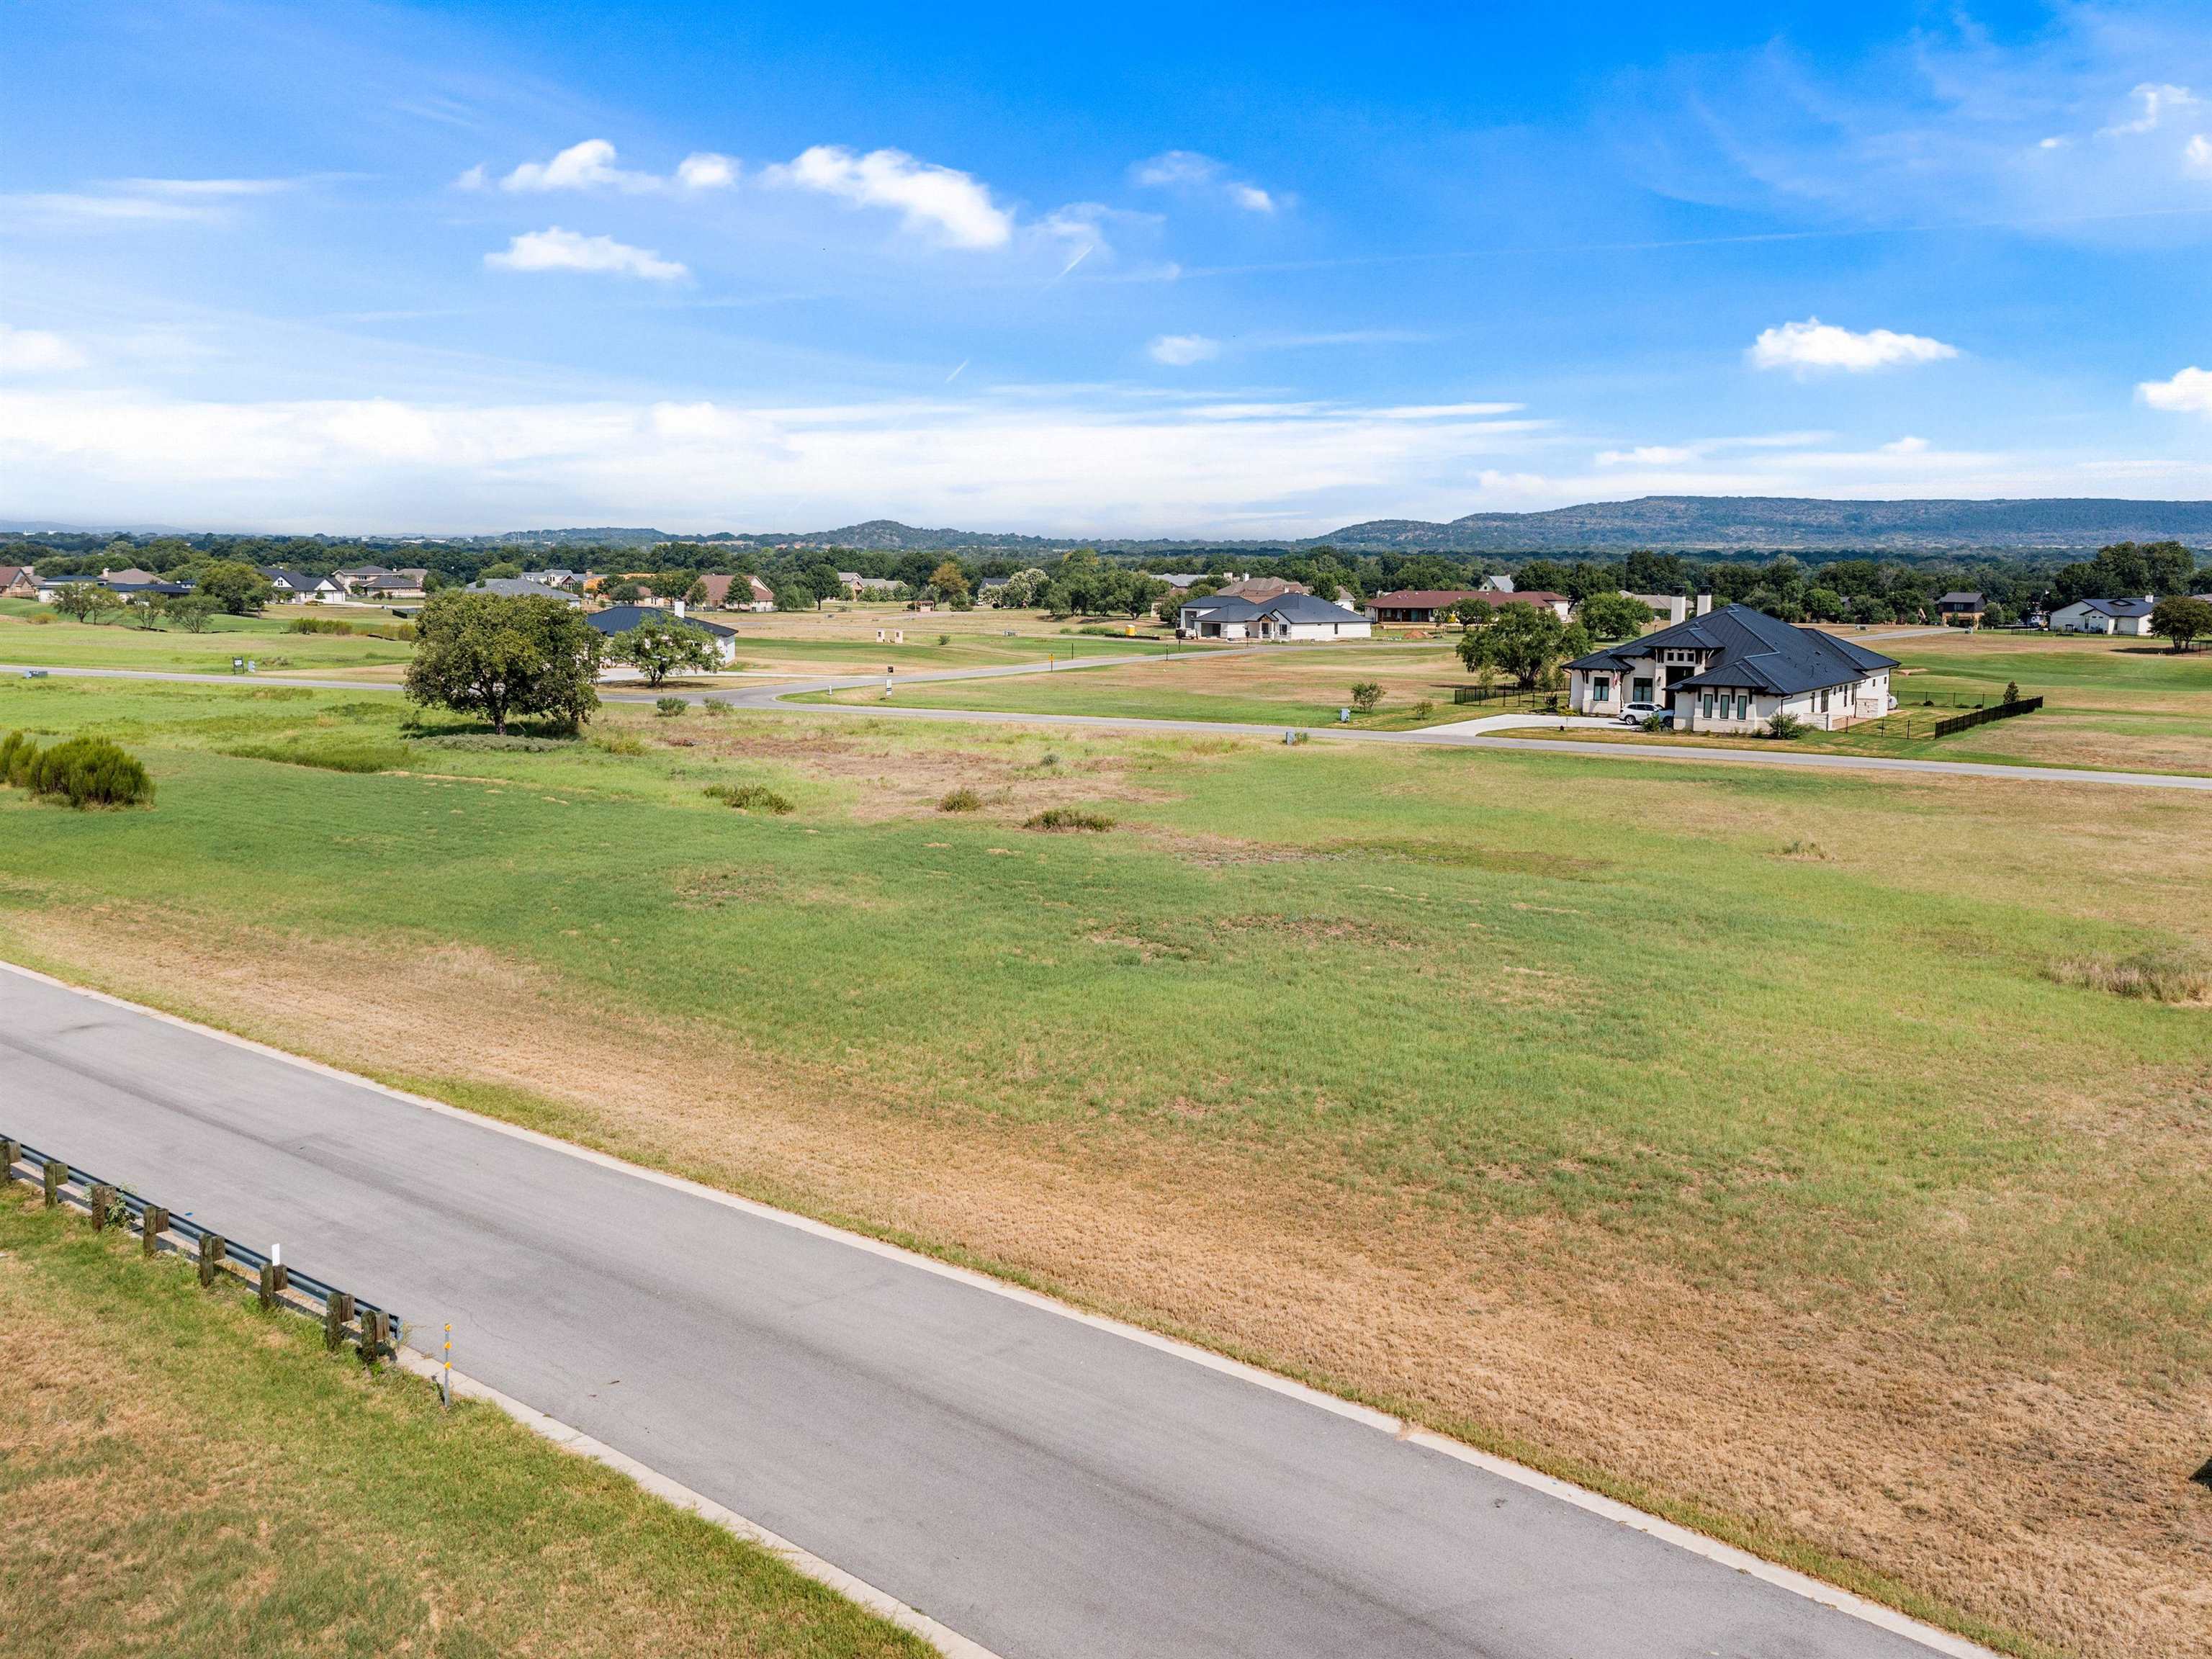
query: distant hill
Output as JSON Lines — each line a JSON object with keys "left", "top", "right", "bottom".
{"left": 1317, "top": 497, "right": 2212, "bottom": 552}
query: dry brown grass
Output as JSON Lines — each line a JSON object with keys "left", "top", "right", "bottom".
{"left": 8, "top": 901, "right": 2211, "bottom": 1658}
{"left": 2050, "top": 948, "right": 2212, "bottom": 1004}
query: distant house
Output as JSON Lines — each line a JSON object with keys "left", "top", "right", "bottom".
{"left": 1213, "top": 576, "right": 1309, "bottom": 602}
{"left": 0, "top": 565, "right": 37, "bottom": 600}
{"left": 361, "top": 569, "right": 428, "bottom": 599}
{"left": 843, "top": 573, "right": 903, "bottom": 598}
{"left": 524, "top": 568, "right": 585, "bottom": 589}
{"left": 1177, "top": 593, "right": 1372, "bottom": 642}
{"left": 463, "top": 577, "right": 582, "bottom": 604}
{"left": 1936, "top": 591, "right": 1985, "bottom": 624}
{"left": 696, "top": 572, "right": 775, "bottom": 611}
{"left": 1148, "top": 572, "right": 1211, "bottom": 592}
{"left": 1566, "top": 603, "right": 1897, "bottom": 732}
{"left": 2048, "top": 596, "right": 2157, "bottom": 636}
{"left": 37, "top": 569, "right": 192, "bottom": 601}
{"left": 587, "top": 603, "right": 739, "bottom": 664}
{"left": 258, "top": 567, "right": 347, "bottom": 604}
{"left": 1458, "top": 589, "right": 1574, "bottom": 623}
{"left": 1364, "top": 588, "right": 1486, "bottom": 624}
{"left": 1622, "top": 591, "right": 1691, "bottom": 626}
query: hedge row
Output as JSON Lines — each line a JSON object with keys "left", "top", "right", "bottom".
{"left": 0, "top": 730, "right": 156, "bottom": 808}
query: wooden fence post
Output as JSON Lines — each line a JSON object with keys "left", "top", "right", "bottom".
{"left": 325, "top": 1290, "right": 354, "bottom": 1352}
{"left": 89, "top": 1184, "right": 114, "bottom": 1232}
{"left": 199, "top": 1232, "right": 225, "bottom": 1288}
{"left": 43, "top": 1159, "right": 64, "bottom": 1208}
{"left": 258, "top": 1262, "right": 278, "bottom": 1310}
{"left": 142, "top": 1205, "right": 168, "bottom": 1256}
{"left": 359, "top": 1308, "right": 390, "bottom": 1365}
{"left": 0, "top": 1138, "right": 18, "bottom": 1180}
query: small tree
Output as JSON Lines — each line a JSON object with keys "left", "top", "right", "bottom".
{"left": 2150, "top": 595, "right": 2212, "bottom": 652}
{"left": 125, "top": 593, "right": 166, "bottom": 629}
{"left": 1457, "top": 602, "right": 1590, "bottom": 688}
{"left": 2004, "top": 679, "right": 2021, "bottom": 705}
{"left": 1575, "top": 592, "right": 1651, "bottom": 641}
{"left": 929, "top": 561, "right": 971, "bottom": 606}
{"left": 611, "top": 616, "right": 719, "bottom": 686}
{"left": 167, "top": 595, "right": 220, "bottom": 633}
{"left": 51, "top": 583, "right": 109, "bottom": 622}
{"left": 1349, "top": 680, "right": 1383, "bottom": 714}
{"left": 197, "top": 561, "right": 273, "bottom": 616}
{"left": 404, "top": 590, "right": 601, "bottom": 735}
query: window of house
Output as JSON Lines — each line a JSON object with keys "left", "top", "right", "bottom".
{"left": 1591, "top": 675, "right": 1611, "bottom": 701}
{"left": 1700, "top": 693, "right": 1714, "bottom": 718}
{"left": 1735, "top": 693, "right": 1749, "bottom": 719}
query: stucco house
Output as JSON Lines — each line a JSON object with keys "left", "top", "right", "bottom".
{"left": 258, "top": 567, "right": 348, "bottom": 604}
{"left": 586, "top": 603, "right": 741, "bottom": 665}
{"left": 1177, "top": 593, "right": 1372, "bottom": 641}
{"left": 2048, "top": 596, "right": 2156, "bottom": 636}
{"left": 1566, "top": 603, "right": 1897, "bottom": 733}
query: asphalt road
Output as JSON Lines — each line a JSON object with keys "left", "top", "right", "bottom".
{"left": 12, "top": 655, "right": 2211, "bottom": 791}
{"left": 2, "top": 966, "right": 1981, "bottom": 1659}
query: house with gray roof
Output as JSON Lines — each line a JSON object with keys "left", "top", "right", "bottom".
{"left": 258, "top": 567, "right": 348, "bottom": 604}
{"left": 1566, "top": 603, "right": 1898, "bottom": 732}
{"left": 463, "top": 576, "right": 581, "bottom": 603}
{"left": 2047, "top": 596, "right": 2156, "bottom": 636}
{"left": 585, "top": 603, "right": 740, "bottom": 665}
{"left": 1176, "top": 592, "right": 1372, "bottom": 642}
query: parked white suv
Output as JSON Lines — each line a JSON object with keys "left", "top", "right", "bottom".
{"left": 1619, "top": 701, "right": 1673, "bottom": 727}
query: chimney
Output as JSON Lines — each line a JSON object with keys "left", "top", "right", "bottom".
{"left": 1695, "top": 593, "right": 1714, "bottom": 617}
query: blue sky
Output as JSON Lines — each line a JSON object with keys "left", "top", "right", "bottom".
{"left": 2, "top": 0, "right": 2208, "bottom": 535}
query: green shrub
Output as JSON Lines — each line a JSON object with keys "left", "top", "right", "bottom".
{"left": 655, "top": 696, "right": 688, "bottom": 718}
{"left": 700, "top": 699, "right": 730, "bottom": 718}
{"left": 1024, "top": 806, "right": 1113, "bottom": 832}
{"left": 938, "top": 787, "right": 983, "bottom": 812}
{"left": 1349, "top": 680, "right": 1383, "bottom": 714}
{"left": 1765, "top": 712, "right": 1808, "bottom": 740}
{"left": 705, "top": 782, "right": 794, "bottom": 814}
{"left": 222, "top": 739, "right": 407, "bottom": 774}
{"left": 592, "top": 732, "right": 645, "bottom": 756}
{"left": 287, "top": 616, "right": 357, "bottom": 635}
{"left": 1, "top": 731, "right": 156, "bottom": 807}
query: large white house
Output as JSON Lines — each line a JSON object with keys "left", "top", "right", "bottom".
{"left": 1177, "top": 592, "right": 1372, "bottom": 641}
{"left": 1565, "top": 603, "right": 1897, "bottom": 733}
{"left": 2047, "top": 596, "right": 2156, "bottom": 636}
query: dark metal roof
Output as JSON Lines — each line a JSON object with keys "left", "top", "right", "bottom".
{"left": 1567, "top": 603, "right": 1897, "bottom": 695}
{"left": 585, "top": 604, "right": 737, "bottom": 639}
{"left": 1182, "top": 593, "right": 1367, "bottom": 624}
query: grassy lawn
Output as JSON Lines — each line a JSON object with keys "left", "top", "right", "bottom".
{"left": 0, "top": 1187, "right": 927, "bottom": 1659}
{"left": 670, "top": 604, "right": 1191, "bottom": 675}
{"left": 0, "top": 675, "right": 2208, "bottom": 1655}
{"left": 806, "top": 639, "right": 1473, "bottom": 728}
{"left": 0, "top": 600, "right": 416, "bottom": 678}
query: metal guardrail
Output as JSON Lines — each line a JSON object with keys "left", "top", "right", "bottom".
{"left": 1, "top": 1133, "right": 400, "bottom": 1358}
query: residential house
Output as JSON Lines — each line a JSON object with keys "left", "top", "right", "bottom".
{"left": 1622, "top": 591, "right": 1691, "bottom": 626}
{"left": 1936, "top": 591, "right": 1985, "bottom": 625}
{"left": 1213, "top": 576, "right": 1309, "bottom": 602}
{"left": 839, "top": 571, "right": 903, "bottom": 598}
{"left": 587, "top": 603, "right": 740, "bottom": 664}
{"left": 1460, "top": 589, "right": 1574, "bottom": 623}
{"left": 36, "top": 570, "right": 192, "bottom": 601}
{"left": 1147, "top": 572, "right": 1211, "bottom": 592}
{"left": 1177, "top": 593, "right": 1372, "bottom": 641}
{"left": 1364, "top": 588, "right": 1486, "bottom": 624}
{"left": 1566, "top": 603, "right": 1897, "bottom": 733}
{"left": 258, "top": 567, "right": 348, "bottom": 604}
{"left": 2048, "top": 596, "right": 2157, "bottom": 636}
{"left": 696, "top": 572, "right": 775, "bottom": 611}
{"left": 0, "top": 565, "right": 37, "bottom": 600}
{"left": 463, "top": 576, "right": 583, "bottom": 603}
{"left": 333, "top": 565, "right": 390, "bottom": 593}
{"left": 361, "top": 569, "right": 428, "bottom": 599}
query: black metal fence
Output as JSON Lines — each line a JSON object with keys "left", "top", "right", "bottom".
{"left": 1449, "top": 685, "right": 1562, "bottom": 711}
{"left": 2, "top": 1134, "right": 400, "bottom": 1359}
{"left": 1932, "top": 696, "right": 2043, "bottom": 737}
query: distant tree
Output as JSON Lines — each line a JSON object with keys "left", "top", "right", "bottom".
{"left": 1622, "top": 549, "right": 1690, "bottom": 594}
{"left": 610, "top": 615, "right": 719, "bottom": 685}
{"left": 1575, "top": 592, "right": 1651, "bottom": 640}
{"left": 2150, "top": 595, "right": 2212, "bottom": 652}
{"left": 774, "top": 580, "right": 815, "bottom": 612}
{"left": 1457, "top": 601, "right": 1590, "bottom": 688}
{"left": 125, "top": 593, "right": 166, "bottom": 629}
{"left": 1514, "top": 559, "right": 1574, "bottom": 595}
{"left": 928, "top": 560, "right": 971, "bottom": 607}
{"left": 166, "top": 595, "right": 221, "bottom": 633}
{"left": 51, "top": 583, "right": 111, "bottom": 622}
{"left": 603, "top": 579, "right": 644, "bottom": 604}
{"left": 1450, "top": 596, "right": 1493, "bottom": 626}
{"left": 198, "top": 560, "right": 273, "bottom": 616}
{"left": 480, "top": 560, "right": 524, "bottom": 581}
{"left": 804, "top": 561, "right": 847, "bottom": 607}
{"left": 403, "top": 590, "right": 601, "bottom": 735}
{"left": 1349, "top": 680, "right": 1383, "bottom": 714}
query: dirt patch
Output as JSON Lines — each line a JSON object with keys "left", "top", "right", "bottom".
{"left": 7, "top": 907, "right": 2211, "bottom": 1657}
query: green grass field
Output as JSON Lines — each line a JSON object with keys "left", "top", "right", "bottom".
{"left": 0, "top": 674, "right": 2206, "bottom": 1655}
{"left": 0, "top": 600, "right": 416, "bottom": 676}
{"left": 0, "top": 1188, "right": 926, "bottom": 1659}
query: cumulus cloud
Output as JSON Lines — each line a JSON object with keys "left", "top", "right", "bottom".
{"left": 2100, "top": 82, "right": 2199, "bottom": 136}
{"left": 117, "top": 176, "right": 296, "bottom": 197}
{"left": 484, "top": 228, "right": 686, "bottom": 280}
{"left": 1131, "top": 150, "right": 1281, "bottom": 212}
{"left": 0, "top": 324, "right": 86, "bottom": 374}
{"left": 491, "top": 139, "right": 735, "bottom": 194}
{"left": 2188, "top": 135, "right": 2212, "bottom": 175}
{"left": 1147, "top": 333, "right": 1219, "bottom": 366}
{"left": 2139, "top": 367, "right": 2212, "bottom": 414}
{"left": 763, "top": 145, "right": 1012, "bottom": 248}
{"left": 1597, "top": 444, "right": 1696, "bottom": 466}
{"left": 1749, "top": 318, "right": 1959, "bottom": 374}
{"left": 1881, "top": 435, "right": 1930, "bottom": 453}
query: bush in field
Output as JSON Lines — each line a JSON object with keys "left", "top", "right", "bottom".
{"left": 705, "top": 782, "right": 794, "bottom": 814}
{"left": 0, "top": 730, "right": 155, "bottom": 807}
{"left": 1024, "top": 806, "right": 1113, "bottom": 832}
{"left": 1349, "top": 680, "right": 1383, "bottom": 714}
{"left": 938, "top": 786, "right": 982, "bottom": 812}
{"left": 655, "top": 696, "right": 688, "bottom": 717}
{"left": 288, "top": 616, "right": 356, "bottom": 635}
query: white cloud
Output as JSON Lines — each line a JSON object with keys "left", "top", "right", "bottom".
{"left": 763, "top": 145, "right": 1012, "bottom": 248}
{"left": 1131, "top": 150, "right": 1282, "bottom": 212}
{"left": 0, "top": 192, "right": 220, "bottom": 224}
{"left": 1148, "top": 333, "right": 1219, "bottom": 366}
{"left": 0, "top": 324, "right": 86, "bottom": 374}
{"left": 675, "top": 152, "right": 738, "bottom": 190}
{"left": 2188, "top": 135, "right": 2212, "bottom": 175}
{"left": 2100, "top": 83, "right": 2198, "bottom": 136}
{"left": 1598, "top": 444, "right": 1696, "bottom": 466}
{"left": 454, "top": 163, "right": 488, "bottom": 191}
{"left": 497, "top": 139, "right": 733, "bottom": 194}
{"left": 484, "top": 228, "right": 686, "bottom": 281}
{"left": 1881, "top": 435, "right": 1930, "bottom": 454}
{"left": 2139, "top": 366, "right": 2212, "bottom": 414}
{"left": 1749, "top": 318, "right": 1959, "bottom": 374}
{"left": 117, "top": 177, "right": 295, "bottom": 197}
